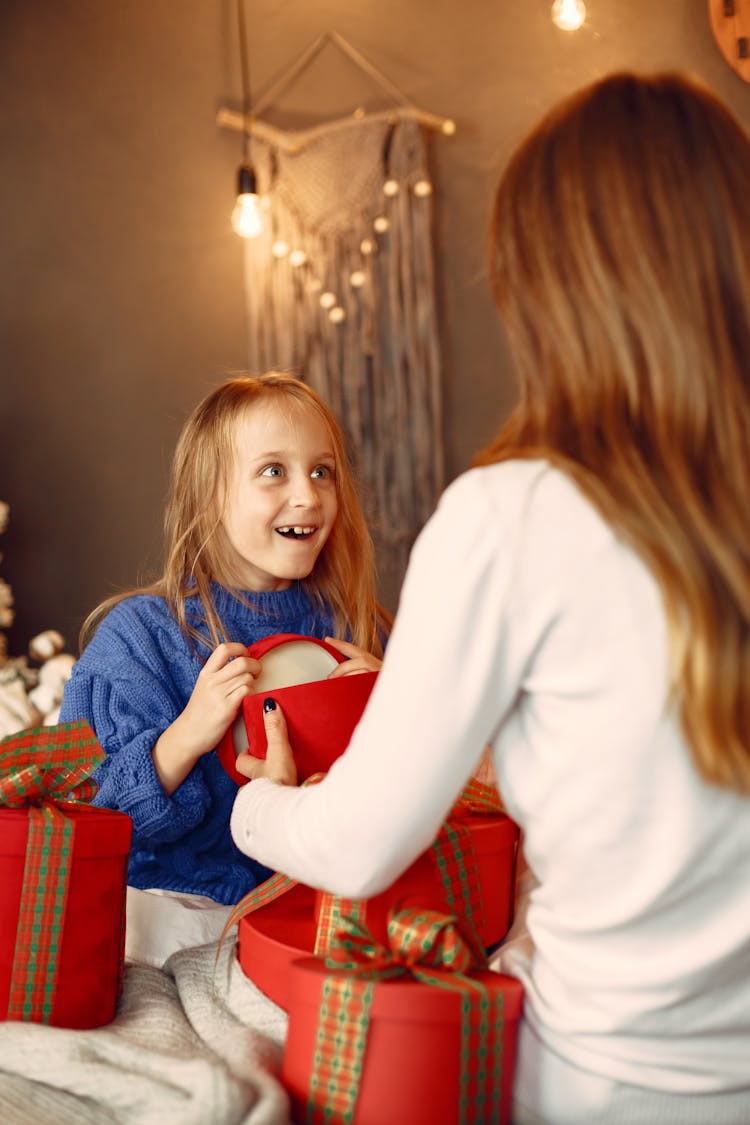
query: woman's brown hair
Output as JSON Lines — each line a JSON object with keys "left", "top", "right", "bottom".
{"left": 476, "top": 72, "right": 750, "bottom": 791}
{"left": 81, "top": 373, "right": 389, "bottom": 657}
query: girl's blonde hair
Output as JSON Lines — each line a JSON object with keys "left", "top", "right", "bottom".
{"left": 82, "top": 373, "right": 388, "bottom": 656}
{"left": 476, "top": 72, "right": 750, "bottom": 791}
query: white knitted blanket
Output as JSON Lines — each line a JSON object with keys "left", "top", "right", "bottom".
{"left": 0, "top": 940, "right": 291, "bottom": 1125}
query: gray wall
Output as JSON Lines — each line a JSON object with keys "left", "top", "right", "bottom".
{"left": 3, "top": 0, "right": 750, "bottom": 652}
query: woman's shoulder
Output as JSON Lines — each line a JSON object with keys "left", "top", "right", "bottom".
{"left": 437, "top": 459, "right": 615, "bottom": 555}
{"left": 442, "top": 458, "right": 588, "bottom": 517}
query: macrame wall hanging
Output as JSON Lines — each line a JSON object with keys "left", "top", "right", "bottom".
{"left": 218, "top": 31, "right": 455, "bottom": 605}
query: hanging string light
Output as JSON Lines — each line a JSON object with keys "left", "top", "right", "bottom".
{"left": 551, "top": 0, "right": 586, "bottom": 31}
{"left": 231, "top": 0, "right": 263, "bottom": 238}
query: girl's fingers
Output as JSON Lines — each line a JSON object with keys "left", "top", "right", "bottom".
{"left": 324, "top": 638, "right": 382, "bottom": 678}
{"left": 327, "top": 660, "right": 366, "bottom": 678}
{"left": 327, "top": 655, "right": 382, "bottom": 679}
{"left": 204, "top": 641, "right": 250, "bottom": 669}
{"left": 324, "top": 636, "right": 360, "bottom": 659}
{"left": 202, "top": 643, "right": 263, "bottom": 684}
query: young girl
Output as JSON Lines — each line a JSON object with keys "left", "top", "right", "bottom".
{"left": 230, "top": 75, "right": 750, "bottom": 1124}
{"left": 59, "top": 372, "right": 387, "bottom": 966}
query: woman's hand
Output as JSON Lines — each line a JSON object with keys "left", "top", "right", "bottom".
{"left": 235, "top": 699, "right": 298, "bottom": 786}
{"left": 473, "top": 744, "right": 498, "bottom": 790}
{"left": 324, "top": 636, "right": 383, "bottom": 678}
{"left": 153, "top": 642, "right": 261, "bottom": 794}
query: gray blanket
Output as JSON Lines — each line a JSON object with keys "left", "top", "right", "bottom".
{"left": 0, "top": 940, "right": 292, "bottom": 1124}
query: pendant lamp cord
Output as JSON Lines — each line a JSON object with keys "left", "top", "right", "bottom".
{"left": 237, "top": 0, "right": 252, "bottom": 162}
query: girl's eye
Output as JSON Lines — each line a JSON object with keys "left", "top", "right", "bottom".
{"left": 261, "top": 464, "right": 284, "bottom": 478}
{"left": 311, "top": 464, "right": 334, "bottom": 480}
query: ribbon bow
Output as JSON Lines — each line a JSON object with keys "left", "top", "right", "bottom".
{"left": 327, "top": 904, "right": 486, "bottom": 978}
{"left": 0, "top": 720, "right": 106, "bottom": 1022}
{"left": 0, "top": 719, "right": 104, "bottom": 808}
{"left": 306, "top": 905, "right": 504, "bottom": 1125}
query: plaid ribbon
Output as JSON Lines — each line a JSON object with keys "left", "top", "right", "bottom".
{"left": 0, "top": 719, "right": 106, "bottom": 1022}
{"left": 306, "top": 906, "right": 504, "bottom": 1125}
{"left": 314, "top": 894, "right": 365, "bottom": 957}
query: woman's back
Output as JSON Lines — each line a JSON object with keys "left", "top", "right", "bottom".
{"left": 484, "top": 461, "right": 750, "bottom": 1118}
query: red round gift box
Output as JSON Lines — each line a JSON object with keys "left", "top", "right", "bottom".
{"left": 0, "top": 803, "right": 132, "bottom": 1029}
{"left": 282, "top": 956, "right": 525, "bottom": 1125}
{"left": 238, "top": 813, "right": 520, "bottom": 1011}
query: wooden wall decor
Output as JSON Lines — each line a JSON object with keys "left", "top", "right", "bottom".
{"left": 708, "top": 1, "right": 750, "bottom": 84}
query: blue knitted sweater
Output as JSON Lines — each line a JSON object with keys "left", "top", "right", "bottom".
{"left": 59, "top": 582, "right": 335, "bottom": 904}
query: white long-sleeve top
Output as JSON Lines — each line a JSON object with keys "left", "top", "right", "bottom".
{"left": 231, "top": 460, "right": 750, "bottom": 1124}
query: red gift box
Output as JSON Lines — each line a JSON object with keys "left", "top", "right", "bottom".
{"left": 282, "top": 921, "right": 525, "bottom": 1125}
{"left": 233, "top": 782, "right": 520, "bottom": 1012}
{"left": 314, "top": 809, "right": 519, "bottom": 954}
{"left": 217, "top": 634, "right": 378, "bottom": 785}
{"left": 0, "top": 721, "right": 132, "bottom": 1029}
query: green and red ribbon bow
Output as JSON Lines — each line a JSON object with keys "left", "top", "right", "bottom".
{"left": 306, "top": 906, "right": 504, "bottom": 1125}
{"left": 0, "top": 719, "right": 105, "bottom": 1023}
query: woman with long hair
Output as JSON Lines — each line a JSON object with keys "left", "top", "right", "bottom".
{"left": 231, "top": 75, "right": 750, "bottom": 1123}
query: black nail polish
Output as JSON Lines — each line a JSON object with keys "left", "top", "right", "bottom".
{"left": 263, "top": 697, "right": 277, "bottom": 713}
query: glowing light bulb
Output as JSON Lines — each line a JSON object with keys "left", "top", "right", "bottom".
{"left": 271, "top": 240, "right": 289, "bottom": 258}
{"left": 289, "top": 249, "right": 307, "bottom": 267}
{"left": 350, "top": 270, "right": 366, "bottom": 288}
{"left": 551, "top": 0, "right": 586, "bottom": 31}
{"left": 383, "top": 179, "right": 400, "bottom": 197}
{"left": 231, "top": 165, "right": 263, "bottom": 238}
{"left": 413, "top": 179, "right": 432, "bottom": 197}
{"left": 373, "top": 216, "right": 390, "bottom": 233}
{"left": 329, "top": 306, "right": 346, "bottom": 324}
{"left": 319, "top": 291, "right": 337, "bottom": 310}
{"left": 232, "top": 192, "right": 263, "bottom": 238}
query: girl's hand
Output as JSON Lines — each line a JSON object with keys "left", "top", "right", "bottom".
{"left": 181, "top": 642, "right": 262, "bottom": 752}
{"left": 324, "top": 636, "right": 383, "bottom": 678}
{"left": 153, "top": 642, "right": 261, "bottom": 794}
{"left": 235, "top": 698, "right": 298, "bottom": 786}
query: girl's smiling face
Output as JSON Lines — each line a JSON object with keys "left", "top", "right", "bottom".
{"left": 220, "top": 398, "right": 339, "bottom": 591}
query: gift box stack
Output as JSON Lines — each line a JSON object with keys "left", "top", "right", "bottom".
{"left": 222, "top": 635, "right": 525, "bottom": 1125}
{"left": 0, "top": 720, "right": 132, "bottom": 1030}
